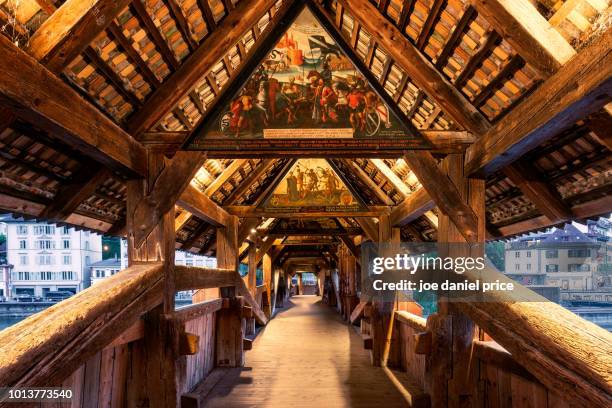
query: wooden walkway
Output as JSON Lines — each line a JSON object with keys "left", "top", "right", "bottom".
{"left": 201, "top": 296, "right": 419, "bottom": 408}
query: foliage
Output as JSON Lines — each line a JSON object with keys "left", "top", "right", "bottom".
{"left": 486, "top": 241, "right": 506, "bottom": 271}
{"left": 102, "top": 236, "right": 121, "bottom": 260}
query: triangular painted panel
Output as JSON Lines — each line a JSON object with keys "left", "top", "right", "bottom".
{"left": 260, "top": 159, "right": 364, "bottom": 212}
{"left": 185, "top": 6, "right": 431, "bottom": 150}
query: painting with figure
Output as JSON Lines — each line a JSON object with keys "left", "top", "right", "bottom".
{"left": 261, "top": 159, "right": 362, "bottom": 212}
{"left": 187, "top": 7, "right": 430, "bottom": 148}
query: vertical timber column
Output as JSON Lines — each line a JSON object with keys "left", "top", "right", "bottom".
{"left": 127, "top": 151, "right": 178, "bottom": 408}
{"left": 342, "top": 243, "right": 358, "bottom": 320}
{"left": 297, "top": 273, "right": 303, "bottom": 295}
{"left": 371, "top": 214, "right": 402, "bottom": 367}
{"left": 214, "top": 215, "right": 246, "bottom": 367}
{"left": 427, "top": 153, "right": 485, "bottom": 408}
{"left": 245, "top": 243, "right": 257, "bottom": 334}
{"left": 263, "top": 253, "right": 273, "bottom": 318}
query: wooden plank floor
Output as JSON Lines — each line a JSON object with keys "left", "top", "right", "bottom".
{"left": 203, "top": 296, "right": 416, "bottom": 407}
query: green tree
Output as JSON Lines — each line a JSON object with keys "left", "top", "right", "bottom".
{"left": 486, "top": 241, "right": 505, "bottom": 271}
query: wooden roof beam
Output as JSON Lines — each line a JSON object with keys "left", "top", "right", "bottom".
{"left": 327, "top": 0, "right": 490, "bottom": 135}
{"left": 469, "top": 0, "right": 576, "bottom": 79}
{"left": 128, "top": 0, "right": 283, "bottom": 136}
{"left": 369, "top": 159, "right": 412, "bottom": 197}
{"left": 238, "top": 218, "right": 265, "bottom": 245}
{"left": 0, "top": 35, "right": 147, "bottom": 177}
{"left": 204, "top": 159, "right": 248, "bottom": 197}
{"left": 355, "top": 218, "right": 379, "bottom": 242}
{"left": 224, "top": 160, "right": 276, "bottom": 205}
{"left": 389, "top": 188, "right": 436, "bottom": 227}
{"left": 343, "top": 160, "right": 394, "bottom": 206}
{"left": 40, "top": 167, "right": 112, "bottom": 222}
{"left": 404, "top": 151, "right": 479, "bottom": 242}
{"left": 502, "top": 161, "right": 573, "bottom": 223}
{"left": 131, "top": 152, "right": 207, "bottom": 245}
{"left": 224, "top": 206, "right": 390, "bottom": 219}
{"left": 182, "top": 223, "right": 215, "bottom": 251}
{"left": 464, "top": 28, "right": 612, "bottom": 176}
{"left": 178, "top": 184, "right": 232, "bottom": 229}
{"left": 174, "top": 208, "right": 192, "bottom": 232}
{"left": 497, "top": 195, "right": 612, "bottom": 238}
{"left": 27, "top": 0, "right": 132, "bottom": 74}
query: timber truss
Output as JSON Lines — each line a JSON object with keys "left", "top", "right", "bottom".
{"left": 0, "top": 0, "right": 609, "bottom": 261}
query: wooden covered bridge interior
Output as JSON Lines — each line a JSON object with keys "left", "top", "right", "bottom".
{"left": 0, "top": 0, "right": 611, "bottom": 406}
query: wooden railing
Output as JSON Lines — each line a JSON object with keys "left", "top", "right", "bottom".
{"left": 0, "top": 263, "right": 271, "bottom": 407}
{"left": 387, "top": 265, "right": 612, "bottom": 407}
{"left": 172, "top": 299, "right": 222, "bottom": 395}
{"left": 0, "top": 262, "right": 165, "bottom": 389}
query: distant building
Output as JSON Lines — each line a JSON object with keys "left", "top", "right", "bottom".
{"left": 117, "top": 238, "right": 216, "bottom": 269}
{"left": 90, "top": 257, "right": 122, "bottom": 286}
{"left": 2, "top": 217, "right": 102, "bottom": 298}
{"left": 505, "top": 222, "right": 612, "bottom": 294}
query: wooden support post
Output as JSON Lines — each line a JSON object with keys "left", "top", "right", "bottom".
{"left": 297, "top": 273, "right": 303, "bottom": 296}
{"left": 243, "top": 243, "right": 257, "bottom": 335}
{"left": 426, "top": 153, "right": 485, "bottom": 408}
{"left": 369, "top": 215, "right": 403, "bottom": 368}
{"left": 126, "top": 151, "right": 179, "bottom": 408}
{"left": 193, "top": 215, "right": 239, "bottom": 303}
{"left": 263, "top": 253, "right": 273, "bottom": 318}
{"left": 215, "top": 288, "right": 245, "bottom": 367}
{"left": 340, "top": 243, "right": 359, "bottom": 321}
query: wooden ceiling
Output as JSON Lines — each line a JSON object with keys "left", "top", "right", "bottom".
{"left": 0, "top": 0, "right": 610, "bottom": 261}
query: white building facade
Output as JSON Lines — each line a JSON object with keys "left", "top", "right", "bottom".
{"left": 4, "top": 219, "right": 102, "bottom": 298}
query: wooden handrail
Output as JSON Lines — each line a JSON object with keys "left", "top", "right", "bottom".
{"left": 235, "top": 273, "right": 268, "bottom": 325}
{"left": 395, "top": 311, "right": 427, "bottom": 332}
{"left": 175, "top": 265, "right": 236, "bottom": 290}
{"left": 0, "top": 262, "right": 165, "bottom": 388}
{"left": 171, "top": 298, "right": 224, "bottom": 322}
{"left": 459, "top": 266, "right": 612, "bottom": 407}
{"left": 472, "top": 340, "right": 536, "bottom": 381}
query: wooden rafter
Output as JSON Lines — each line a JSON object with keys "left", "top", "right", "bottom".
{"left": 469, "top": 0, "right": 576, "bottom": 79}
{"left": 223, "top": 160, "right": 277, "bottom": 205}
{"left": 40, "top": 167, "right": 111, "bottom": 222}
{"left": 0, "top": 35, "right": 147, "bottom": 177}
{"left": 174, "top": 208, "right": 192, "bottom": 232}
{"left": 178, "top": 184, "right": 232, "bottom": 228}
{"left": 128, "top": 0, "right": 284, "bottom": 136}
{"left": 204, "top": 159, "right": 248, "bottom": 197}
{"left": 389, "top": 188, "right": 435, "bottom": 227}
{"left": 183, "top": 0, "right": 303, "bottom": 147}
{"left": 26, "top": 0, "right": 132, "bottom": 74}
{"left": 131, "top": 152, "right": 207, "bottom": 245}
{"left": 465, "top": 28, "right": 612, "bottom": 176}
{"left": 107, "top": 22, "right": 161, "bottom": 87}
{"left": 323, "top": 0, "right": 490, "bottom": 135}
{"left": 404, "top": 151, "right": 479, "bottom": 242}
{"left": 131, "top": 0, "right": 180, "bottom": 70}
{"left": 355, "top": 217, "right": 379, "bottom": 242}
{"left": 502, "top": 161, "right": 573, "bottom": 223}
{"left": 182, "top": 223, "right": 214, "bottom": 251}
{"left": 342, "top": 160, "right": 394, "bottom": 206}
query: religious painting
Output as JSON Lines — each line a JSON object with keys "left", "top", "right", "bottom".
{"left": 185, "top": 7, "right": 431, "bottom": 151}
{"left": 261, "top": 159, "right": 363, "bottom": 212}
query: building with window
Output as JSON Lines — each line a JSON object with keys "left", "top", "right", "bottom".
{"left": 90, "top": 257, "right": 121, "bottom": 286}
{"left": 1, "top": 216, "right": 103, "bottom": 298}
{"left": 505, "top": 222, "right": 611, "bottom": 292}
